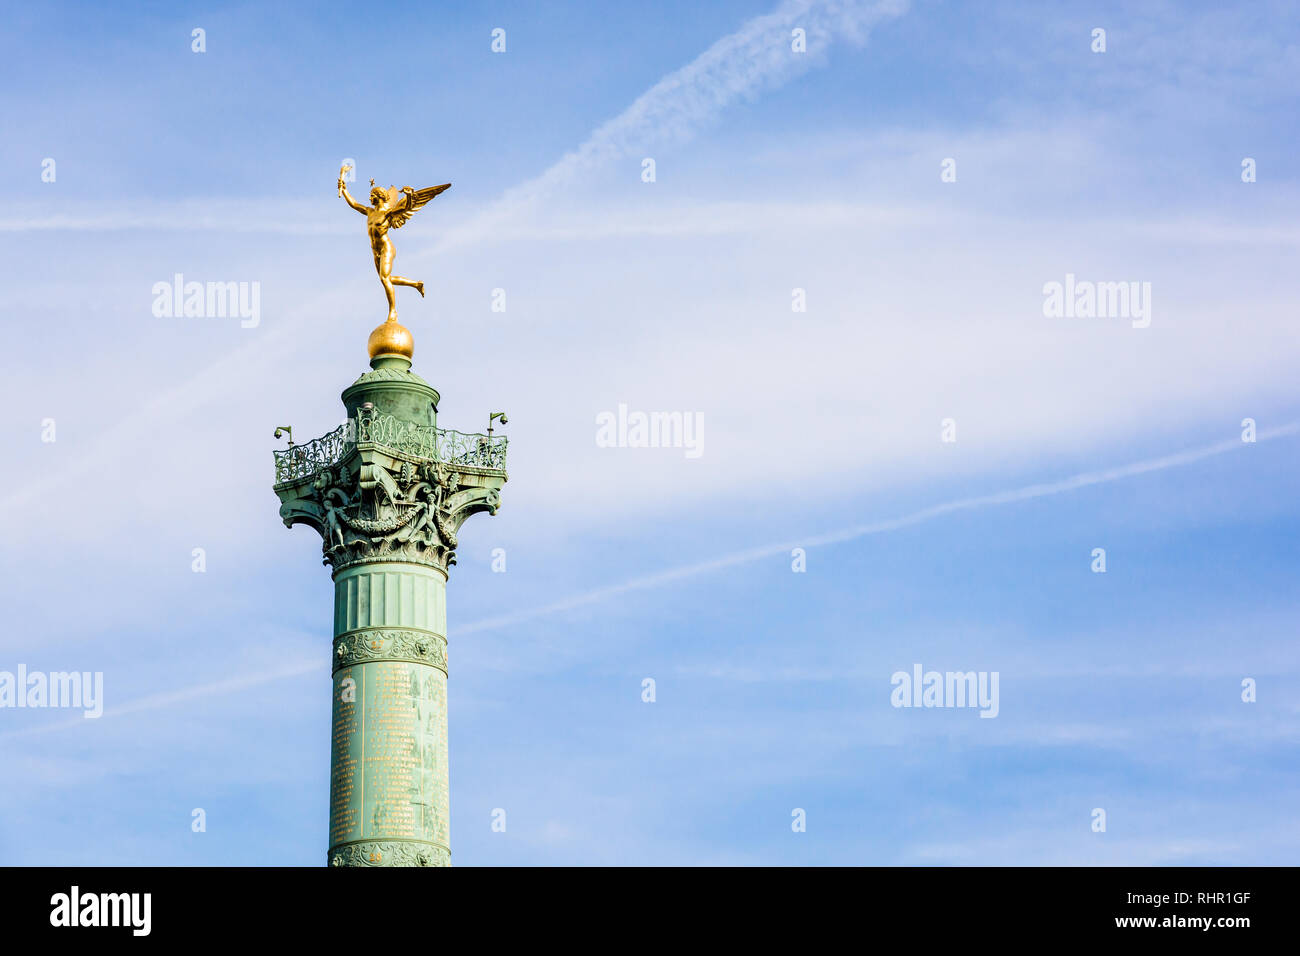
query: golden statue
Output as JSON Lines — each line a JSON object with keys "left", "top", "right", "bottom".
{"left": 338, "top": 164, "right": 450, "bottom": 360}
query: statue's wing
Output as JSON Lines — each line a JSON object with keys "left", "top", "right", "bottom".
{"left": 390, "top": 183, "right": 451, "bottom": 229}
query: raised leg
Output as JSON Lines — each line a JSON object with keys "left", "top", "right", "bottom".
{"left": 391, "top": 275, "right": 425, "bottom": 297}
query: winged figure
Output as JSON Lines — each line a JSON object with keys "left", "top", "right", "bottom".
{"left": 338, "top": 164, "right": 450, "bottom": 322}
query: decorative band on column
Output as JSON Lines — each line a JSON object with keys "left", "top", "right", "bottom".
{"left": 333, "top": 627, "right": 448, "bottom": 674}
{"left": 328, "top": 839, "right": 451, "bottom": 868}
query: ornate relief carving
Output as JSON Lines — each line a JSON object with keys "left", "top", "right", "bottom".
{"left": 328, "top": 840, "right": 450, "bottom": 868}
{"left": 334, "top": 629, "right": 448, "bottom": 674}
{"left": 291, "top": 452, "right": 501, "bottom": 573}
{"left": 275, "top": 401, "right": 506, "bottom": 576}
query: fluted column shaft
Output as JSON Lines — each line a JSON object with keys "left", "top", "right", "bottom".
{"left": 327, "top": 561, "right": 450, "bottom": 867}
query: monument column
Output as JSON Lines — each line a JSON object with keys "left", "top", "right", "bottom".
{"left": 273, "top": 319, "right": 507, "bottom": 867}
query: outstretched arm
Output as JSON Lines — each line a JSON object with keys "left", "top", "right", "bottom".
{"left": 337, "top": 165, "right": 369, "bottom": 214}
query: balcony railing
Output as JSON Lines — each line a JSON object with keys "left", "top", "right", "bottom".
{"left": 356, "top": 411, "right": 436, "bottom": 460}
{"left": 436, "top": 427, "right": 509, "bottom": 471}
{"left": 274, "top": 413, "right": 508, "bottom": 484}
{"left": 273, "top": 422, "right": 351, "bottom": 484}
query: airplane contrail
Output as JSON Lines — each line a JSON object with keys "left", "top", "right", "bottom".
{"left": 6, "top": 421, "right": 1293, "bottom": 736}
{"left": 0, "top": 659, "right": 320, "bottom": 739}
{"left": 458, "top": 421, "right": 1300, "bottom": 635}
{"left": 0, "top": 0, "right": 907, "bottom": 243}
{"left": 2, "top": 0, "right": 918, "bottom": 733}
{"left": 0, "top": 0, "right": 908, "bottom": 519}
{"left": 422, "top": 0, "right": 910, "bottom": 256}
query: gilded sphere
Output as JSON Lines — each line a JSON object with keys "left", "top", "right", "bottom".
{"left": 367, "top": 320, "right": 414, "bottom": 360}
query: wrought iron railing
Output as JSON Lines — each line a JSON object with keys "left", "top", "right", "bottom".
{"left": 273, "top": 422, "right": 351, "bottom": 483}
{"left": 356, "top": 411, "right": 436, "bottom": 459}
{"left": 274, "top": 413, "right": 508, "bottom": 483}
{"left": 435, "top": 427, "right": 508, "bottom": 470}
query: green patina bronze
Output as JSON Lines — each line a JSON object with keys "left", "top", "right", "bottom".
{"left": 272, "top": 352, "right": 506, "bottom": 867}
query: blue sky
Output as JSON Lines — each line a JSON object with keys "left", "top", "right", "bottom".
{"left": 1, "top": 0, "right": 1298, "bottom": 865}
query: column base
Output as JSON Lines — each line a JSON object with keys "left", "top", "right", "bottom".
{"left": 328, "top": 839, "right": 450, "bottom": 868}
